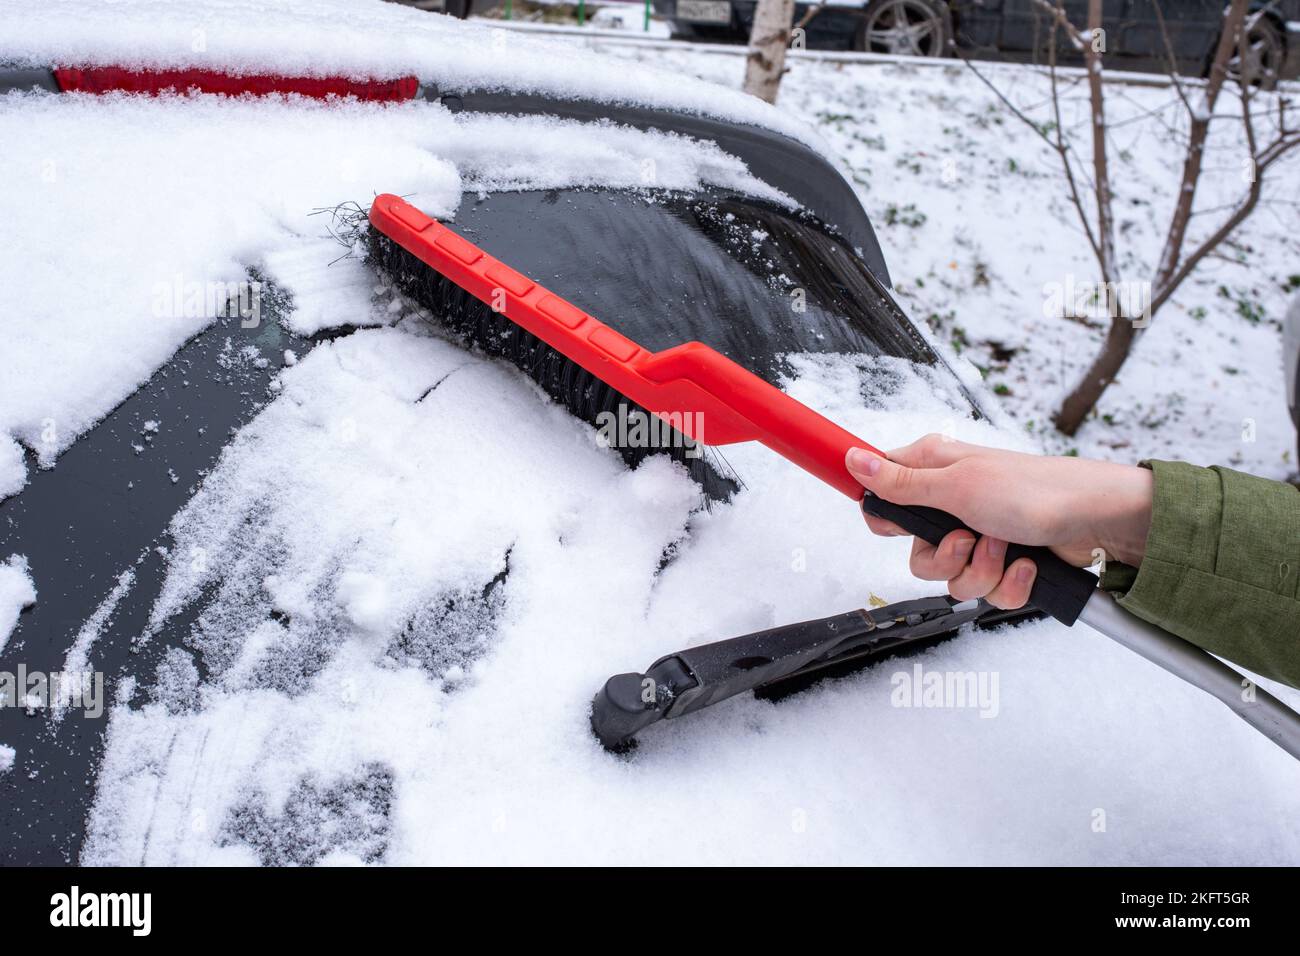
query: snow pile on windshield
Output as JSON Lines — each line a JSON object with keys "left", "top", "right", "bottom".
{"left": 0, "top": 0, "right": 823, "bottom": 149}
{"left": 0, "top": 554, "right": 37, "bottom": 653}
{"left": 0, "top": 439, "right": 23, "bottom": 500}
{"left": 0, "top": 92, "right": 787, "bottom": 492}
{"left": 82, "top": 330, "right": 1300, "bottom": 865}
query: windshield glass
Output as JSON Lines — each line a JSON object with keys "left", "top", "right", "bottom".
{"left": 448, "top": 189, "right": 948, "bottom": 387}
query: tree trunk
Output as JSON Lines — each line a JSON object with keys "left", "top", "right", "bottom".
{"left": 1053, "top": 314, "right": 1136, "bottom": 435}
{"left": 1053, "top": 0, "right": 1123, "bottom": 435}
{"left": 1052, "top": 0, "right": 1250, "bottom": 434}
{"left": 743, "top": 0, "right": 796, "bottom": 104}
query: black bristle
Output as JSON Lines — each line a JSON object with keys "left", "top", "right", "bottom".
{"left": 368, "top": 228, "right": 741, "bottom": 500}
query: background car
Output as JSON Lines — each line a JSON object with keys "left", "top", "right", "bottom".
{"left": 656, "top": 0, "right": 1300, "bottom": 85}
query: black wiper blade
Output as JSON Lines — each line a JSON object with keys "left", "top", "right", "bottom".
{"left": 590, "top": 596, "right": 1038, "bottom": 751}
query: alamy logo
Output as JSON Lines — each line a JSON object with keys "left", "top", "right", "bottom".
{"left": 890, "top": 663, "right": 1000, "bottom": 718}
{"left": 49, "top": 886, "right": 151, "bottom": 936}
{"left": 594, "top": 404, "right": 704, "bottom": 458}
{"left": 151, "top": 274, "right": 261, "bottom": 328}
{"left": 1042, "top": 275, "right": 1152, "bottom": 327}
{"left": 0, "top": 665, "right": 103, "bottom": 718}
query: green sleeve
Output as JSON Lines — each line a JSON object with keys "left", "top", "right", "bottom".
{"left": 1098, "top": 460, "right": 1300, "bottom": 689}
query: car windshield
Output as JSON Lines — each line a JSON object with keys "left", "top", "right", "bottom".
{"left": 448, "top": 188, "right": 948, "bottom": 386}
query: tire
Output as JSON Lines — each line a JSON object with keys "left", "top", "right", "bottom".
{"left": 1226, "top": 15, "right": 1284, "bottom": 91}
{"left": 854, "top": 0, "right": 949, "bottom": 57}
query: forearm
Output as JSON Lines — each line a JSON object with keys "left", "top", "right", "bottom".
{"left": 1101, "top": 461, "right": 1300, "bottom": 689}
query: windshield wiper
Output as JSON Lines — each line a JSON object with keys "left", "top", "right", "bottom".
{"left": 591, "top": 596, "right": 1039, "bottom": 750}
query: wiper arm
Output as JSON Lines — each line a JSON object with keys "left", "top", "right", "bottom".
{"left": 591, "top": 596, "right": 1038, "bottom": 751}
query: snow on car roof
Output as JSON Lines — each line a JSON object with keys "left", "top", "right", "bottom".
{"left": 0, "top": 0, "right": 829, "bottom": 149}
{"left": 0, "top": 90, "right": 791, "bottom": 502}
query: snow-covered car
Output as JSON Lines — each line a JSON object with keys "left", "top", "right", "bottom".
{"left": 659, "top": 0, "right": 1300, "bottom": 86}
{"left": 1, "top": 0, "right": 1297, "bottom": 868}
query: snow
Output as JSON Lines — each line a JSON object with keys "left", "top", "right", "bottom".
{"left": 56, "top": 568, "right": 136, "bottom": 717}
{"left": 4, "top": 3, "right": 1298, "bottom": 865}
{"left": 0, "top": 0, "right": 821, "bottom": 147}
{"left": 0, "top": 744, "right": 14, "bottom": 774}
{"left": 0, "top": 89, "right": 784, "bottom": 484}
{"left": 0, "top": 555, "right": 38, "bottom": 654}
{"left": 0, "top": 92, "right": 452, "bottom": 480}
{"left": 81, "top": 329, "right": 1300, "bottom": 865}
{"left": 0, "top": 437, "right": 25, "bottom": 500}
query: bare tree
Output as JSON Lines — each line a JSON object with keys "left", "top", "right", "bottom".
{"left": 961, "top": 0, "right": 1299, "bottom": 434}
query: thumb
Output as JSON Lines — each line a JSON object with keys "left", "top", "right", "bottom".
{"left": 845, "top": 447, "right": 948, "bottom": 508}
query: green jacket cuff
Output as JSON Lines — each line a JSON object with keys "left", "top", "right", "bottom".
{"left": 1112, "top": 460, "right": 1300, "bottom": 687}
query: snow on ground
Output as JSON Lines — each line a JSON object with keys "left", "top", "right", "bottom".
{"left": 3, "top": 3, "right": 1298, "bottom": 865}
{"left": 0, "top": 89, "right": 784, "bottom": 490}
{"left": 0, "top": 555, "right": 37, "bottom": 654}
{"left": 573, "top": 42, "right": 1300, "bottom": 479}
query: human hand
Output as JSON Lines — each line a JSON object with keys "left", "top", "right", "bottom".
{"left": 846, "top": 436, "right": 1153, "bottom": 610}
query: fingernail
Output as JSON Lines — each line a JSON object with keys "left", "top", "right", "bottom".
{"left": 987, "top": 538, "right": 1008, "bottom": 560}
{"left": 952, "top": 536, "right": 976, "bottom": 558}
{"left": 846, "top": 447, "right": 882, "bottom": 477}
{"left": 1016, "top": 563, "right": 1036, "bottom": 584}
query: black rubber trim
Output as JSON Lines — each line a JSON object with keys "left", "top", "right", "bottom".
{"left": 0, "top": 65, "right": 59, "bottom": 93}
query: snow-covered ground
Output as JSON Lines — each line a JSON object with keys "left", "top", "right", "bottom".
{"left": 2, "top": 0, "right": 1298, "bottom": 865}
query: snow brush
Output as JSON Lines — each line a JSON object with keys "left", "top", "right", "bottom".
{"left": 367, "top": 194, "right": 1300, "bottom": 760}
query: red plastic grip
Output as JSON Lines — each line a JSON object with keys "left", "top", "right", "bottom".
{"left": 369, "top": 194, "right": 880, "bottom": 499}
{"left": 53, "top": 67, "right": 419, "bottom": 101}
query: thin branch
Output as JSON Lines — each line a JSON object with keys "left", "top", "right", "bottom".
{"left": 1151, "top": 0, "right": 1250, "bottom": 288}
{"left": 1150, "top": 0, "right": 1194, "bottom": 114}
{"left": 1079, "top": 0, "right": 1118, "bottom": 285}
{"left": 1026, "top": 0, "right": 1087, "bottom": 48}
{"left": 1047, "top": 9, "right": 1104, "bottom": 269}
{"left": 1150, "top": 92, "right": 1300, "bottom": 313}
{"left": 792, "top": 1, "right": 824, "bottom": 33}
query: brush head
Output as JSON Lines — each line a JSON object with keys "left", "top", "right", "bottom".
{"left": 367, "top": 227, "right": 741, "bottom": 500}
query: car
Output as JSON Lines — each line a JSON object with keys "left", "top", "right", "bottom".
{"left": 2, "top": 0, "right": 1296, "bottom": 869}
{"left": 0, "top": 3, "right": 989, "bottom": 865}
{"left": 656, "top": 0, "right": 1300, "bottom": 85}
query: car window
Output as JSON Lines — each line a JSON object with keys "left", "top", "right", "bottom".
{"left": 447, "top": 188, "right": 945, "bottom": 385}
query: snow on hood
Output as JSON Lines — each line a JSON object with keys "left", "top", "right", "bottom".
{"left": 80, "top": 328, "right": 1300, "bottom": 865}
{"left": 0, "top": 0, "right": 828, "bottom": 150}
{"left": 0, "top": 90, "right": 789, "bottom": 492}
{"left": 0, "top": 554, "right": 37, "bottom": 654}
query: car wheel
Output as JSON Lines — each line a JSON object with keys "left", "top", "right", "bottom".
{"left": 854, "top": 0, "right": 949, "bottom": 57}
{"left": 1226, "top": 16, "right": 1284, "bottom": 91}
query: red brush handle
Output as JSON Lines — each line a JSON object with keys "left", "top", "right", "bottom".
{"left": 369, "top": 194, "right": 880, "bottom": 499}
